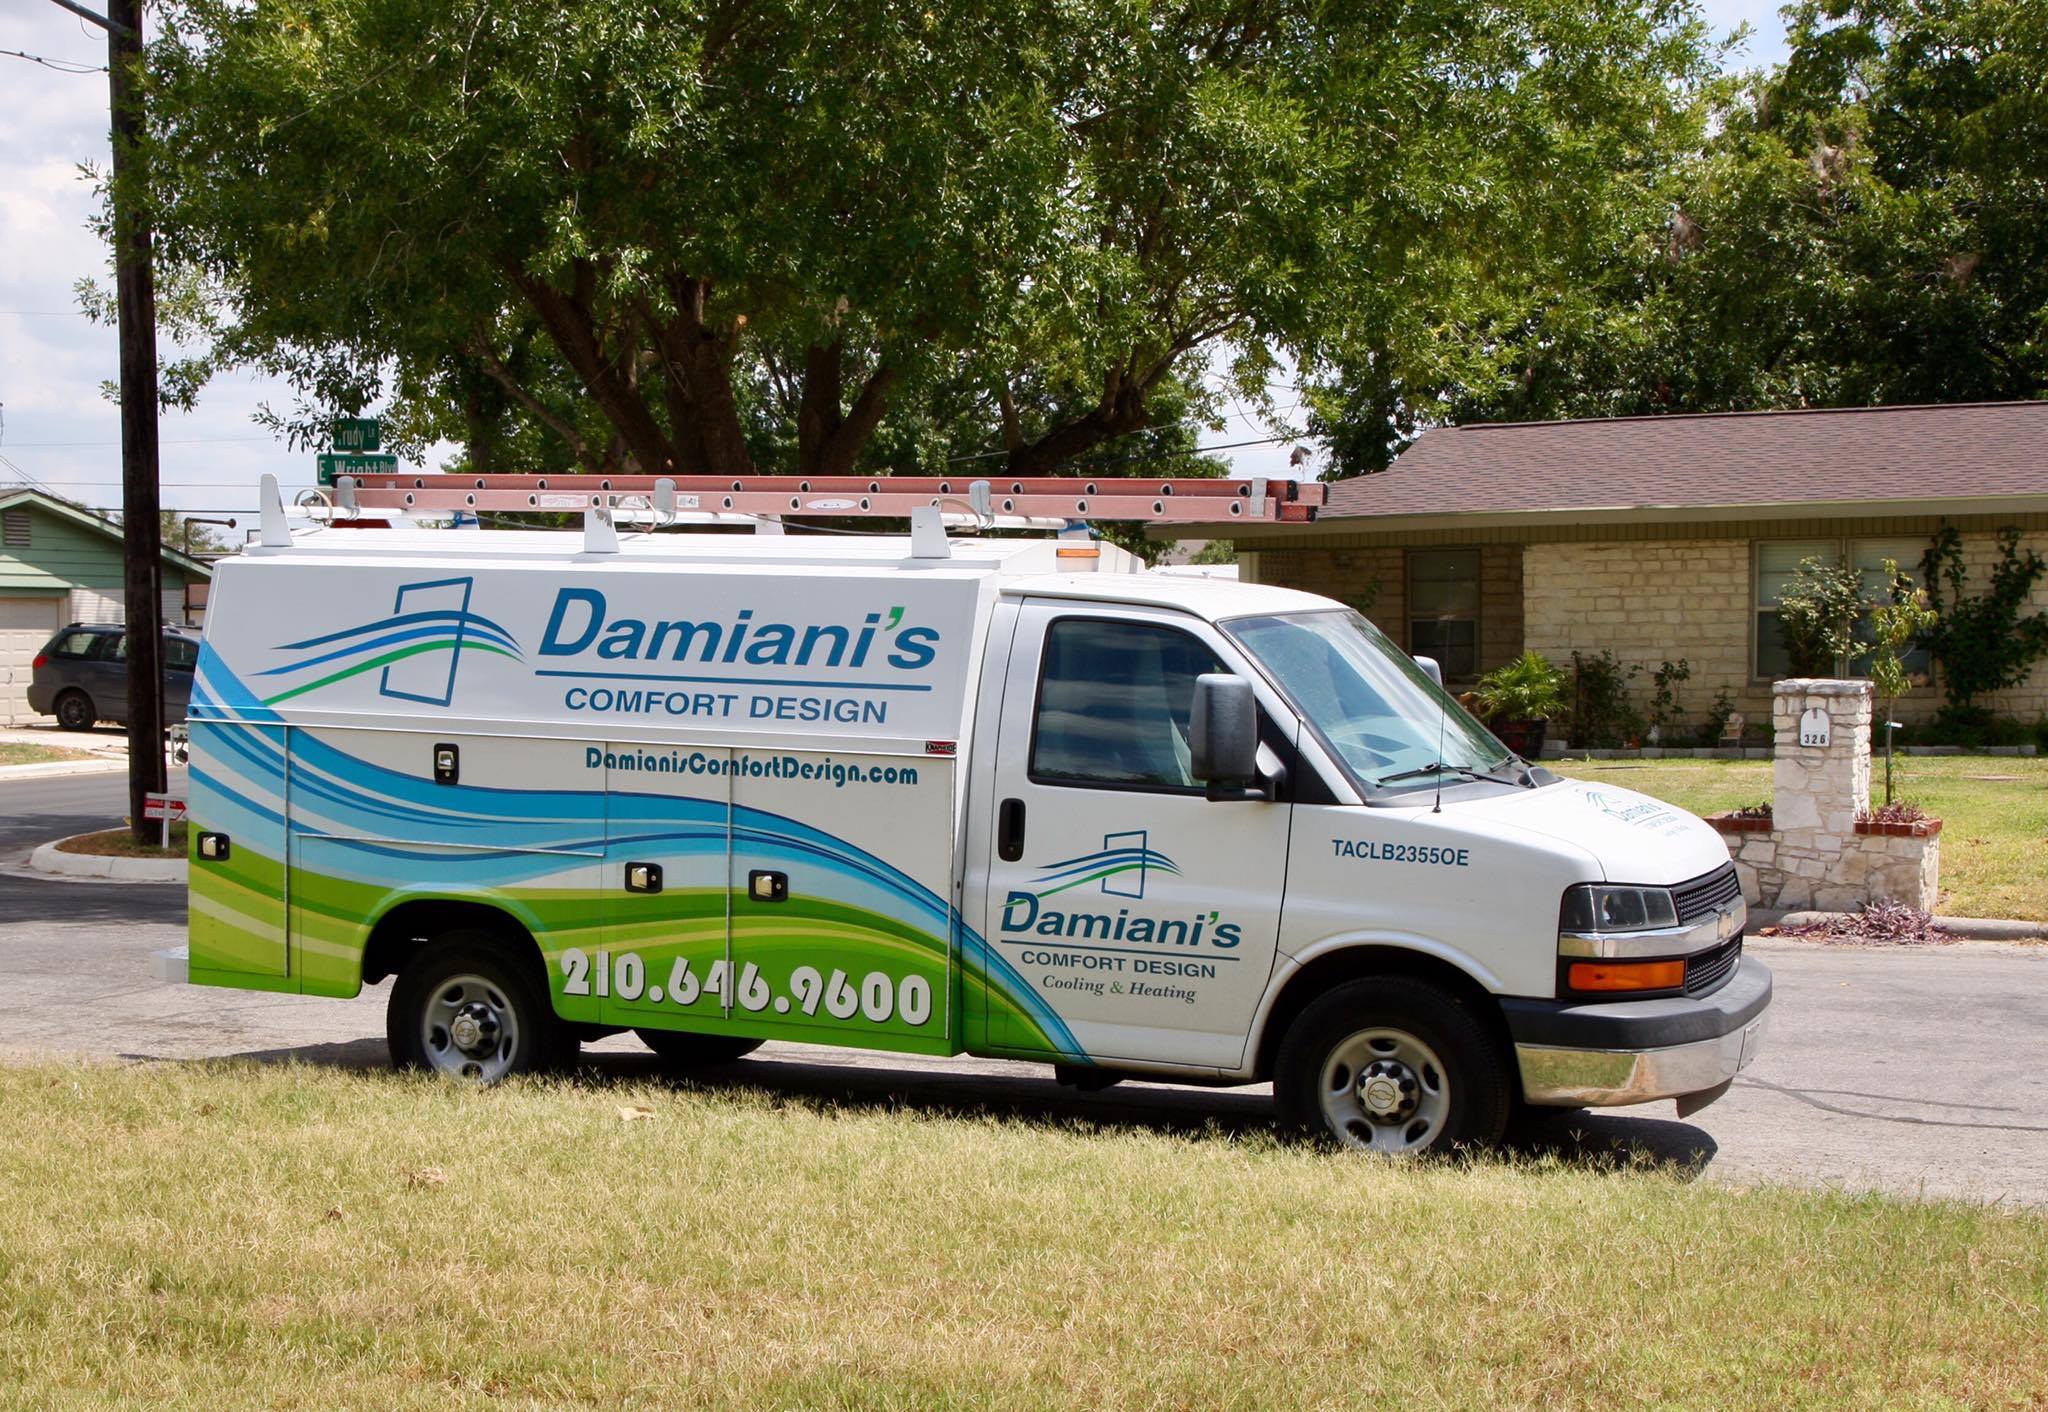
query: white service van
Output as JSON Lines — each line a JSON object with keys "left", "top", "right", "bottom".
{"left": 169, "top": 514, "right": 1768, "bottom": 1152}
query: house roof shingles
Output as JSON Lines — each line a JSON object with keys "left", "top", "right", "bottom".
{"left": 1323, "top": 401, "right": 2048, "bottom": 521}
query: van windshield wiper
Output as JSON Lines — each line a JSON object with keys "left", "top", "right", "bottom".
{"left": 1373, "top": 761, "right": 1506, "bottom": 789}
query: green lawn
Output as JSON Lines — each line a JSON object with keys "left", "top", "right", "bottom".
{"left": 0, "top": 741, "right": 94, "bottom": 767}
{"left": 1552, "top": 754, "right": 2048, "bottom": 921}
{"left": 0, "top": 1062, "right": 2044, "bottom": 1411}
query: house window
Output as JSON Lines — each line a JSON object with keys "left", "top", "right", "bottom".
{"left": 1848, "top": 539, "right": 1934, "bottom": 679}
{"left": 1754, "top": 538, "right": 1935, "bottom": 680}
{"left": 1407, "top": 548, "right": 1480, "bottom": 680}
{"left": 2, "top": 509, "right": 28, "bottom": 548}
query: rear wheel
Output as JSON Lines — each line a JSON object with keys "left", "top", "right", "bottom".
{"left": 54, "top": 690, "right": 95, "bottom": 732}
{"left": 1274, "top": 976, "right": 1510, "bottom": 1155}
{"left": 635, "top": 1028, "right": 762, "bottom": 1067}
{"left": 388, "top": 932, "right": 568, "bottom": 1082}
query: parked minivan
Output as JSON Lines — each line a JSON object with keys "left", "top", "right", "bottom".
{"left": 26, "top": 623, "right": 201, "bottom": 730}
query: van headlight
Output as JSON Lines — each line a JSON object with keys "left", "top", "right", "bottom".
{"left": 1558, "top": 884, "right": 1679, "bottom": 934}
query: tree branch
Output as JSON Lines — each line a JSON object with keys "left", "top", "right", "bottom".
{"left": 467, "top": 335, "right": 600, "bottom": 471}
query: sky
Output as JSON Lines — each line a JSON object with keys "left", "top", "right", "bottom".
{"left": 0, "top": 0, "right": 1795, "bottom": 524}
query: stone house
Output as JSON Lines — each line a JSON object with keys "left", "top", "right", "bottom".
{"left": 0, "top": 485, "right": 214, "bottom": 726}
{"left": 1205, "top": 403, "right": 2048, "bottom": 733}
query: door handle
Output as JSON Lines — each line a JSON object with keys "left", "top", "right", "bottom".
{"left": 624, "top": 862, "right": 663, "bottom": 894}
{"left": 997, "top": 798, "right": 1026, "bottom": 862}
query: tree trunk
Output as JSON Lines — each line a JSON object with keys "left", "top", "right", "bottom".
{"left": 511, "top": 267, "right": 676, "bottom": 475}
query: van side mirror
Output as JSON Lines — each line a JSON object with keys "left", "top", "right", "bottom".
{"left": 1190, "top": 674, "right": 1260, "bottom": 797}
{"left": 1413, "top": 655, "right": 1443, "bottom": 687}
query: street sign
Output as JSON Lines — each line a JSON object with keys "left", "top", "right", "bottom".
{"left": 144, "top": 791, "right": 187, "bottom": 850}
{"left": 317, "top": 451, "right": 398, "bottom": 486}
{"left": 332, "top": 417, "right": 382, "bottom": 452}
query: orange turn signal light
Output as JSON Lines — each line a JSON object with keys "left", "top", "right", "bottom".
{"left": 1568, "top": 959, "right": 1686, "bottom": 992}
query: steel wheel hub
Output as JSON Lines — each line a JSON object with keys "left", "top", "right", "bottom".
{"left": 1358, "top": 1059, "right": 1419, "bottom": 1122}
{"left": 422, "top": 975, "right": 521, "bottom": 1083}
{"left": 1318, "top": 1027, "right": 1451, "bottom": 1155}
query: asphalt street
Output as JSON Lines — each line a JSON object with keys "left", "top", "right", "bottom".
{"left": 3, "top": 773, "right": 2045, "bottom": 1204}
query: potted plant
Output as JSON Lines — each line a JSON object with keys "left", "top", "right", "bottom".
{"left": 1472, "top": 651, "right": 1566, "bottom": 758}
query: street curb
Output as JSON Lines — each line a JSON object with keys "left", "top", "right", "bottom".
{"left": 28, "top": 839, "right": 186, "bottom": 884}
{"left": 1757, "top": 908, "right": 2048, "bottom": 942}
{"left": 0, "top": 760, "right": 130, "bottom": 781}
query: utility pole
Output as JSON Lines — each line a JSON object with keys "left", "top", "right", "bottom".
{"left": 56, "top": 0, "right": 165, "bottom": 844}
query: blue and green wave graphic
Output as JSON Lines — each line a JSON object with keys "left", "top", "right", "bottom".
{"left": 1027, "top": 843, "right": 1179, "bottom": 897}
{"left": 254, "top": 605, "right": 522, "bottom": 705}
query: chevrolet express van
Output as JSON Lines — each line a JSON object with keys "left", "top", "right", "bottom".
{"left": 163, "top": 513, "right": 1768, "bottom": 1153}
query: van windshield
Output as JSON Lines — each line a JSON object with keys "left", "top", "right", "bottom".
{"left": 1225, "top": 609, "right": 1516, "bottom": 793}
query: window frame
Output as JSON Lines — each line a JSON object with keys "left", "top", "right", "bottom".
{"left": 1024, "top": 613, "right": 1237, "bottom": 797}
{"left": 1404, "top": 546, "right": 1483, "bottom": 683}
{"left": 1750, "top": 536, "right": 1936, "bottom": 683}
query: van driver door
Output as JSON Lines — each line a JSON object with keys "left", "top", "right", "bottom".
{"left": 978, "top": 602, "right": 1292, "bottom": 1069}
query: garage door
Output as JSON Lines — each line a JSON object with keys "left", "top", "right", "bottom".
{"left": 0, "top": 596, "right": 64, "bottom": 726}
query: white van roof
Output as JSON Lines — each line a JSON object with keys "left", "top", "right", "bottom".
{"left": 252, "top": 526, "right": 1101, "bottom": 576}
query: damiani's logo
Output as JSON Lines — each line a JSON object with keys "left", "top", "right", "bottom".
{"left": 1026, "top": 831, "right": 1178, "bottom": 900}
{"left": 257, "top": 576, "right": 521, "bottom": 707}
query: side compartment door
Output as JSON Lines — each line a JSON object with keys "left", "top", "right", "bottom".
{"left": 978, "top": 605, "right": 1293, "bottom": 1068}
{"left": 594, "top": 746, "right": 734, "bottom": 1034}
{"left": 187, "top": 720, "right": 292, "bottom": 983}
{"left": 727, "top": 750, "right": 957, "bottom": 1057}
{"left": 284, "top": 728, "right": 607, "bottom": 1001}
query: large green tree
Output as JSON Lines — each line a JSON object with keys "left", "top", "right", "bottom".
{"left": 138, "top": 0, "right": 1713, "bottom": 479}
{"left": 1313, "top": 0, "right": 2048, "bottom": 471}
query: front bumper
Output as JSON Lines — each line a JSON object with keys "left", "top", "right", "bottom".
{"left": 1501, "top": 958, "right": 1771, "bottom": 1112}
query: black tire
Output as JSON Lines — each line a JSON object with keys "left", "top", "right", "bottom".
{"left": 387, "top": 931, "right": 571, "bottom": 1082}
{"left": 1274, "top": 976, "right": 1511, "bottom": 1154}
{"left": 54, "top": 690, "right": 95, "bottom": 732}
{"left": 635, "top": 1028, "right": 763, "bottom": 1066}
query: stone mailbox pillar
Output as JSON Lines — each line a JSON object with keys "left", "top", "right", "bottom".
{"left": 1710, "top": 678, "right": 1940, "bottom": 912}
{"left": 1771, "top": 679, "right": 1871, "bottom": 836}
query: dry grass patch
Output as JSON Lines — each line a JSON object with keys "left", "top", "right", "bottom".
{"left": 0, "top": 1062, "right": 2044, "bottom": 1411}
{"left": 0, "top": 742, "right": 95, "bottom": 767}
{"left": 53, "top": 822, "right": 187, "bottom": 858}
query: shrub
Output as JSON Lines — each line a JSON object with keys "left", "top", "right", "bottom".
{"left": 1699, "top": 688, "right": 1738, "bottom": 747}
{"left": 1647, "top": 658, "right": 1691, "bottom": 740}
{"left": 1775, "top": 557, "right": 1865, "bottom": 677}
{"left": 1919, "top": 526, "right": 2048, "bottom": 711}
{"left": 1471, "top": 651, "right": 1566, "bottom": 722}
{"left": 1565, "top": 649, "right": 1642, "bottom": 748}
{"left": 1868, "top": 559, "right": 1938, "bottom": 804}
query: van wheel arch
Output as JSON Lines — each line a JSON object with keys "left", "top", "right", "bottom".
{"left": 362, "top": 898, "right": 548, "bottom": 990}
{"left": 1254, "top": 946, "right": 1513, "bottom": 1085}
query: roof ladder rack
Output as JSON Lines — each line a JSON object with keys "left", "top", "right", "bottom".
{"left": 322, "top": 473, "right": 1323, "bottom": 526}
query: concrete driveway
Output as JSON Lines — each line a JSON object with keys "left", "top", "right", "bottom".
{"left": 4, "top": 773, "right": 2045, "bottom": 1204}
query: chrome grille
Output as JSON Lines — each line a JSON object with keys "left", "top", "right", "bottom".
{"left": 1672, "top": 864, "right": 1742, "bottom": 924}
{"left": 1685, "top": 937, "right": 1742, "bottom": 995}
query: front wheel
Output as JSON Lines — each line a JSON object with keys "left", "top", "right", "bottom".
{"left": 388, "top": 933, "right": 566, "bottom": 1082}
{"left": 1274, "top": 976, "right": 1510, "bottom": 1155}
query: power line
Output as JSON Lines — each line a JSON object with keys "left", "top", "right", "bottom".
{"left": 2, "top": 437, "right": 281, "bottom": 449}
{"left": 0, "top": 45, "right": 106, "bottom": 74}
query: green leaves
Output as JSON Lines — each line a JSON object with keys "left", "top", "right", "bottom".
{"left": 138, "top": 0, "right": 1720, "bottom": 479}
{"left": 1319, "top": 0, "right": 2048, "bottom": 470}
